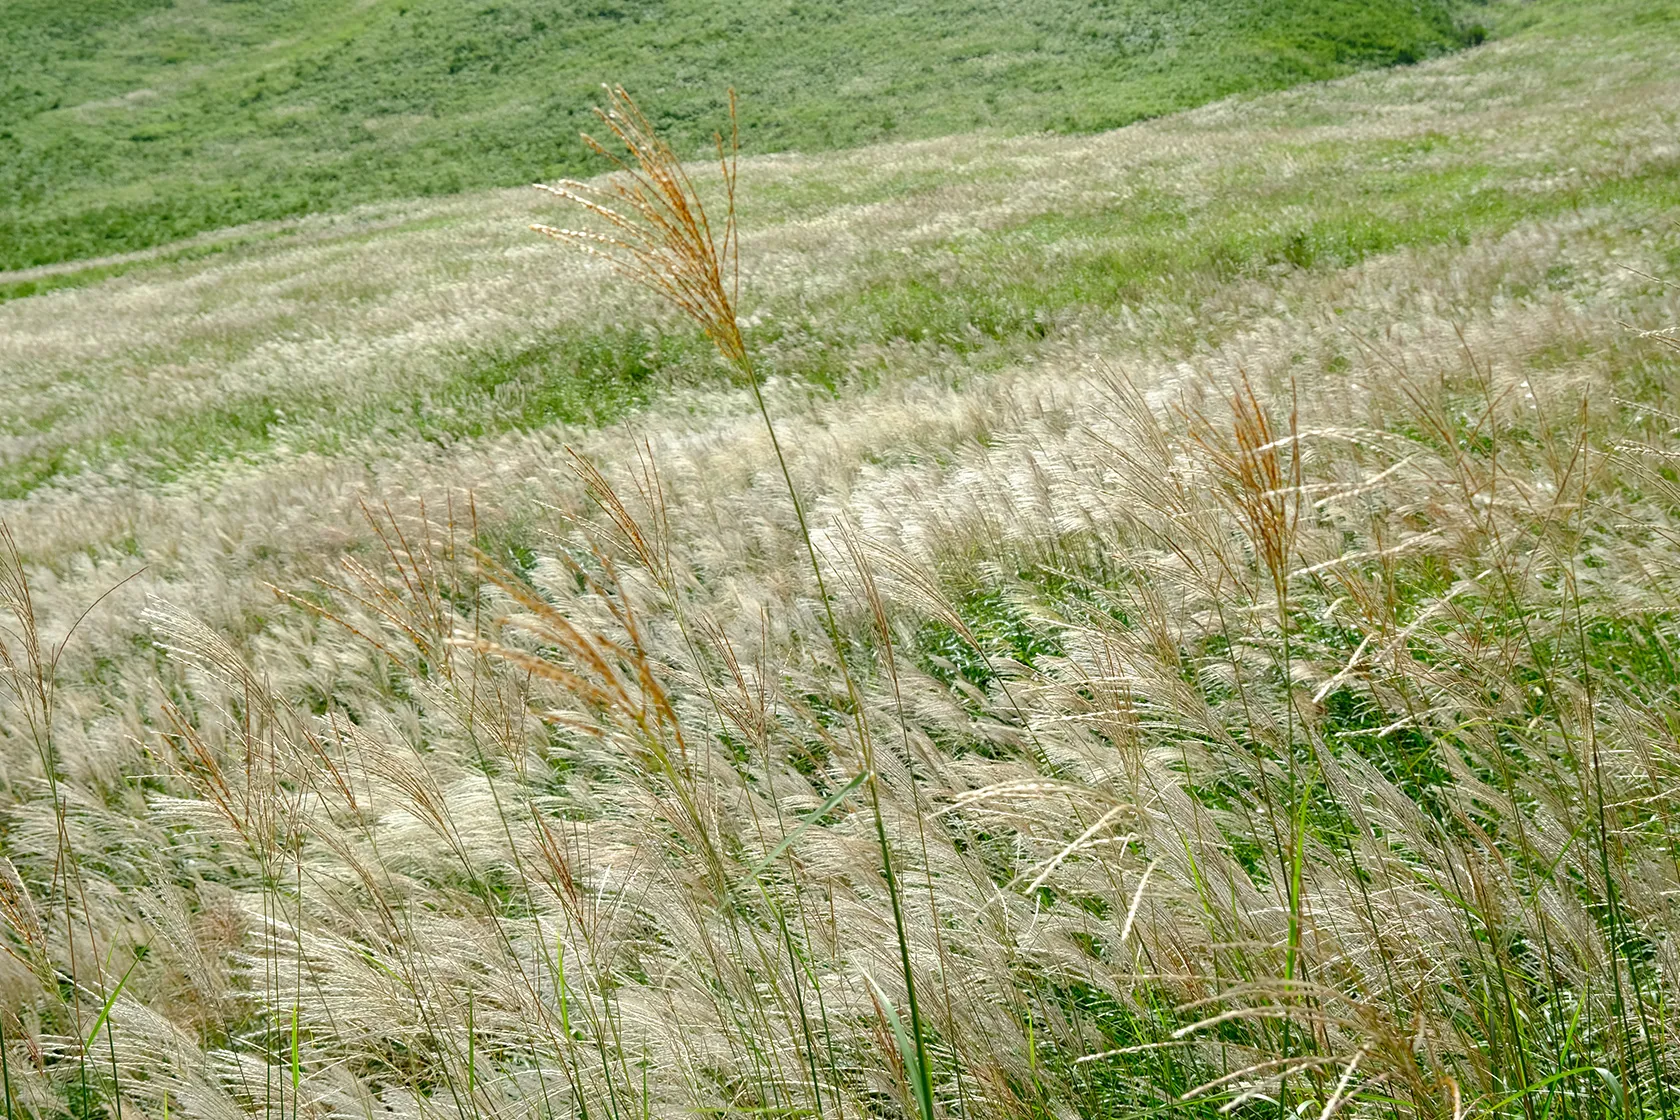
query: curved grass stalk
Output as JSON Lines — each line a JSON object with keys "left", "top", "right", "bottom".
{"left": 533, "top": 86, "right": 936, "bottom": 1119}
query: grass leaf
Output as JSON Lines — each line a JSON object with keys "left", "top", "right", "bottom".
{"left": 749, "top": 770, "right": 869, "bottom": 879}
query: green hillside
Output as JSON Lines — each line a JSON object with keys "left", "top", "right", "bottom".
{"left": 0, "top": 0, "right": 1480, "bottom": 272}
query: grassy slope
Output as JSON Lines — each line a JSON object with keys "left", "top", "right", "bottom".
{"left": 0, "top": 0, "right": 1672, "bottom": 502}
{"left": 2, "top": 2, "right": 1680, "bottom": 1116}
{"left": 0, "top": 0, "right": 1479, "bottom": 272}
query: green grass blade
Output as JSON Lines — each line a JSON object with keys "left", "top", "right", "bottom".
{"left": 1489, "top": 1067, "right": 1594, "bottom": 1113}
{"left": 864, "top": 972, "right": 935, "bottom": 1120}
{"left": 84, "top": 952, "right": 142, "bottom": 1052}
{"left": 1593, "top": 1067, "right": 1625, "bottom": 1116}
{"left": 556, "top": 935, "right": 571, "bottom": 1039}
{"left": 750, "top": 770, "right": 868, "bottom": 880}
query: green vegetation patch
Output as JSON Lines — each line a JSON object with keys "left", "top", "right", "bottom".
{"left": 0, "top": 326, "right": 675, "bottom": 498}
{"left": 1, "top": 0, "right": 1477, "bottom": 271}
{"left": 809, "top": 149, "right": 1680, "bottom": 363}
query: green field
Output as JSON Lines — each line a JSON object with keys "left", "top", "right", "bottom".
{"left": 0, "top": 0, "right": 1483, "bottom": 272}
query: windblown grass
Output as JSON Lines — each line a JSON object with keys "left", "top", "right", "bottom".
{"left": 2, "top": 0, "right": 1675, "bottom": 501}
{"left": 0, "top": 3, "right": 1679, "bottom": 1120}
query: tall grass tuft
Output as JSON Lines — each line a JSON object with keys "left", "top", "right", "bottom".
{"left": 532, "top": 83, "right": 938, "bottom": 1120}
{"left": 506, "top": 87, "right": 1680, "bottom": 1118}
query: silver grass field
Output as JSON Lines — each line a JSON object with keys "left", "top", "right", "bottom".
{"left": 2, "top": 5, "right": 1680, "bottom": 1120}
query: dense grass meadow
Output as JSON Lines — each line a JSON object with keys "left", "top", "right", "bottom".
{"left": 4, "top": 0, "right": 1680, "bottom": 1118}
{"left": 0, "top": 0, "right": 1483, "bottom": 273}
